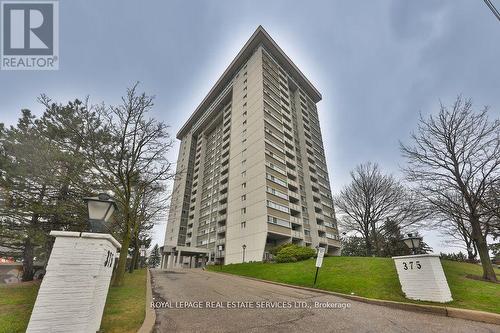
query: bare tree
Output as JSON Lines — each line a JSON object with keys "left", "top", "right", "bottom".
{"left": 334, "top": 162, "right": 427, "bottom": 256}
{"left": 77, "top": 83, "right": 174, "bottom": 286}
{"left": 401, "top": 96, "right": 499, "bottom": 281}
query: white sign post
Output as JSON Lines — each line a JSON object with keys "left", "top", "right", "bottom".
{"left": 313, "top": 247, "right": 325, "bottom": 287}
{"left": 26, "top": 231, "right": 121, "bottom": 333}
{"left": 392, "top": 254, "right": 452, "bottom": 303}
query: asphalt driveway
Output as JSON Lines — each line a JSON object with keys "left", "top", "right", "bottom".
{"left": 150, "top": 269, "right": 498, "bottom": 333}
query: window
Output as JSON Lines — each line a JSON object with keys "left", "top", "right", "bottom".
{"left": 241, "top": 171, "right": 246, "bottom": 177}
{"left": 266, "top": 173, "right": 287, "bottom": 187}
{"left": 241, "top": 195, "right": 246, "bottom": 201}
{"left": 267, "top": 200, "right": 289, "bottom": 213}
{"left": 243, "top": 120, "right": 247, "bottom": 125}
{"left": 243, "top": 110, "right": 247, "bottom": 116}
{"left": 242, "top": 182, "right": 246, "bottom": 189}
{"left": 241, "top": 207, "right": 246, "bottom": 214}
{"left": 266, "top": 186, "right": 288, "bottom": 200}
{"left": 267, "top": 215, "right": 291, "bottom": 228}
{"left": 241, "top": 221, "right": 246, "bottom": 229}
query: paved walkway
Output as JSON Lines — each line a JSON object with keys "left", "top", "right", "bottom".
{"left": 151, "top": 269, "right": 498, "bottom": 333}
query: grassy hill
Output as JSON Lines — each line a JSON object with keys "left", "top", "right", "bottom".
{"left": 208, "top": 257, "right": 500, "bottom": 314}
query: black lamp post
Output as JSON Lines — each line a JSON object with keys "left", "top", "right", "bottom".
{"left": 83, "top": 193, "right": 117, "bottom": 233}
{"left": 242, "top": 244, "right": 247, "bottom": 263}
{"left": 402, "top": 233, "right": 422, "bottom": 255}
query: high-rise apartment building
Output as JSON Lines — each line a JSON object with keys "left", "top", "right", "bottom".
{"left": 161, "top": 26, "right": 340, "bottom": 268}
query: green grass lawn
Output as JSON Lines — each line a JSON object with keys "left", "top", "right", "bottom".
{"left": 0, "top": 269, "right": 147, "bottom": 333}
{"left": 208, "top": 257, "right": 500, "bottom": 314}
{"left": 0, "top": 282, "right": 39, "bottom": 333}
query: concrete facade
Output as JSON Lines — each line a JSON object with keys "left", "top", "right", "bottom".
{"left": 26, "top": 231, "right": 120, "bottom": 333}
{"left": 162, "top": 26, "right": 340, "bottom": 266}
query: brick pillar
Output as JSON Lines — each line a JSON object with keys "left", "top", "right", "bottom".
{"left": 26, "top": 231, "right": 121, "bottom": 333}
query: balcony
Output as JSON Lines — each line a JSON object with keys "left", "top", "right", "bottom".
{"left": 287, "top": 179, "right": 298, "bottom": 191}
{"left": 288, "top": 190, "right": 300, "bottom": 203}
{"left": 217, "top": 225, "right": 226, "bottom": 233}
{"left": 317, "top": 224, "right": 326, "bottom": 231}
{"left": 284, "top": 137, "right": 294, "bottom": 148}
{"left": 327, "top": 238, "right": 341, "bottom": 247}
{"left": 290, "top": 216, "right": 301, "bottom": 225}
{"left": 285, "top": 147, "right": 295, "bottom": 158}
{"left": 292, "top": 230, "right": 303, "bottom": 238}
{"left": 219, "top": 193, "right": 228, "bottom": 203}
{"left": 218, "top": 203, "right": 227, "bottom": 212}
{"left": 216, "top": 238, "right": 226, "bottom": 245}
{"left": 287, "top": 168, "right": 297, "bottom": 179}
{"left": 218, "top": 214, "right": 227, "bottom": 222}
{"left": 318, "top": 237, "right": 327, "bottom": 244}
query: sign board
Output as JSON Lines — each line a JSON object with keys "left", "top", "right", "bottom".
{"left": 315, "top": 247, "right": 325, "bottom": 268}
{"left": 392, "top": 254, "right": 452, "bottom": 303}
{"left": 27, "top": 231, "right": 121, "bottom": 333}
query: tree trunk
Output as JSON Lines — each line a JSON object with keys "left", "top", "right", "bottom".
{"left": 470, "top": 216, "right": 497, "bottom": 281}
{"left": 371, "top": 223, "right": 380, "bottom": 256}
{"left": 364, "top": 234, "right": 372, "bottom": 256}
{"left": 22, "top": 237, "right": 35, "bottom": 281}
{"left": 113, "top": 210, "right": 131, "bottom": 286}
{"left": 134, "top": 245, "right": 140, "bottom": 269}
{"left": 129, "top": 245, "right": 138, "bottom": 273}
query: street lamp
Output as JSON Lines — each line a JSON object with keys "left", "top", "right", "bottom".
{"left": 218, "top": 245, "right": 223, "bottom": 269}
{"left": 402, "top": 233, "right": 422, "bottom": 255}
{"left": 83, "top": 193, "right": 118, "bottom": 233}
{"left": 242, "top": 244, "right": 247, "bottom": 263}
{"left": 139, "top": 245, "right": 146, "bottom": 268}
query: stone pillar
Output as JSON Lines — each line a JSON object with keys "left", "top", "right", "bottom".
{"left": 27, "top": 231, "right": 121, "bottom": 333}
{"left": 160, "top": 254, "right": 165, "bottom": 269}
{"left": 167, "top": 254, "right": 174, "bottom": 269}
{"left": 177, "top": 251, "right": 183, "bottom": 268}
{"left": 392, "top": 254, "right": 452, "bottom": 303}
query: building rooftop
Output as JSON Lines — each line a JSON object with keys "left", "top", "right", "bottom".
{"left": 177, "top": 26, "right": 322, "bottom": 139}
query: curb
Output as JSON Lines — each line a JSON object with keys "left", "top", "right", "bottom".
{"left": 137, "top": 269, "right": 156, "bottom": 333}
{"left": 206, "top": 270, "right": 500, "bottom": 326}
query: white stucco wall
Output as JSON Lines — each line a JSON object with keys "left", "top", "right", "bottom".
{"left": 26, "top": 231, "right": 121, "bottom": 333}
{"left": 393, "top": 254, "right": 452, "bottom": 303}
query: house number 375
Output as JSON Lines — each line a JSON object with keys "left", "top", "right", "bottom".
{"left": 104, "top": 250, "right": 114, "bottom": 268}
{"left": 402, "top": 261, "right": 421, "bottom": 270}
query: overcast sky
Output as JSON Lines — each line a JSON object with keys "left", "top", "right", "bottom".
{"left": 1, "top": 0, "right": 499, "bottom": 253}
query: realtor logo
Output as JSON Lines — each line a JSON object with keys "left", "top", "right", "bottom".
{"left": 1, "top": 1, "right": 58, "bottom": 70}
